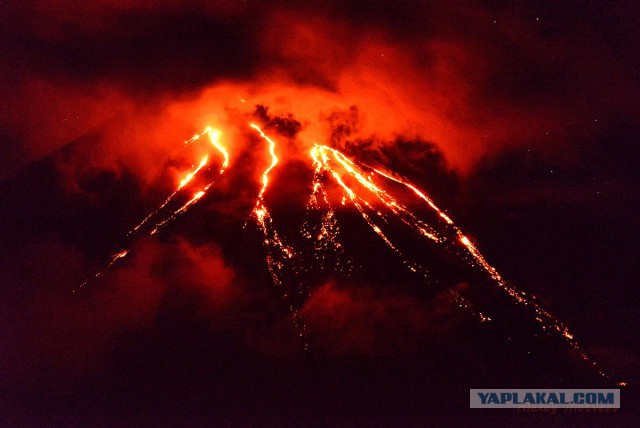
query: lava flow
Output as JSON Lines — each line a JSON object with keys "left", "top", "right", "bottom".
{"left": 308, "top": 142, "right": 610, "bottom": 379}
{"left": 76, "top": 127, "right": 229, "bottom": 291}
{"left": 73, "top": 118, "right": 618, "bottom": 384}
{"left": 249, "top": 123, "right": 307, "bottom": 346}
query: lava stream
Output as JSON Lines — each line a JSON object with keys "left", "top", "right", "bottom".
{"left": 302, "top": 154, "right": 351, "bottom": 273}
{"left": 311, "top": 144, "right": 487, "bottom": 321}
{"left": 75, "top": 127, "right": 228, "bottom": 292}
{"left": 249, "top": 123, "right": 307, "bottom": 346}
{"left": 327, "top": 150, "right": 609, "bottom": 380}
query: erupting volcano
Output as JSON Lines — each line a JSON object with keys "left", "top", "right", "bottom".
{"left": 71, "top": 113, "right": 619, "bottom": 388}
{"left": 3, "top": 2, "right": 639, "bottom": 424}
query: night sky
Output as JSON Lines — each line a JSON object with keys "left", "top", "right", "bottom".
{"left": 1, "top": 1, "right": 639, "bottom": 426}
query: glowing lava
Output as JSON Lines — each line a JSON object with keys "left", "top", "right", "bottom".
{"left": 303, "top": 148, "right": 351, "bottom": 273}
{"left": 305, "top": 142, "right": 611, "bottom": 379}
{"left": 204, "top": 127, "right": 229, "bottom": 172}
{"left": 249, "top": 123, "right": 307, "bottom": 347}
{"left": 77, "top": 127, "right": 228, "bottom": 291}
{"left": 72, "top": 119, "right": 615, "bottom": 383}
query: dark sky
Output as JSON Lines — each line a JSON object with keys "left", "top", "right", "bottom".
{"left": 1, "top": 1, "right": 639, "bottom": 426}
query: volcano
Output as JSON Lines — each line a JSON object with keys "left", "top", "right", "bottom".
{"left": 3, "top": 0, "right": 640, "bottom": 424}
{"left": 0, "top": 105, "right": 629, "bottom": 426}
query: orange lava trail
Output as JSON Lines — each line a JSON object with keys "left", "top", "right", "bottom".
{"left": 148, "top": 130, "right": 229, "bottom": 236}
{"left": 317, "top": 145, "right": 441, "bottom": 243}
{"left": 75, "top": 249, "right": 130, "bottom": 291}
{"left": 315, "top": 145, "right": 613, "bottom": 346}
{"left": 76, "top": 128, "right": 229, "bottom": 293}
{"left": 312, "top": 145, "right": 424, "bottom": 274}
{"left": 370, "top": 167, "right": 454, "bottom": 225}
{"left": 129, "top": 154, "right": 209, "bottom": 235}
{"left": 150, "top": 190, "right": 206, "bottom": 235}
{"left": 367, "top": 165, "right": 612, "bottom": 381}
{"left": 250, "top": 123, "right": 278, "bottom": 202}
{"left": 311, "top": 145, "right": 490, "bottom": 320}
{"left": 302, "top": 150, "right": 351, "bottom": 272}
{"left": 250, "top": 124, "right": 307, "bottom": 348}
{"left": 129, "top": 127, "right": 228, "bottom": 236}
{"left": 204, "top": 127, "right": 229, "bottom": 172}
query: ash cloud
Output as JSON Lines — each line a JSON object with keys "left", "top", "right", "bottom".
{"left": 2, "top": 0, "right": 639, "bottom": 180}
{"left": 301, "top": 281, "right": 463, "bottom": 356}
{"left": 0, "top": 236, "right": 242, "bottom": 392}
{"left": 252, "top": 104, "right": 303, "bottom": 139}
